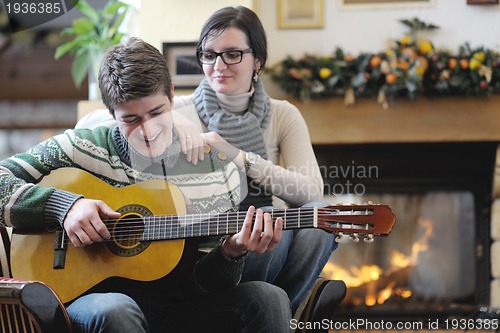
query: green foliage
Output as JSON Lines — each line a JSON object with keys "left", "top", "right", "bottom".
{"left": 55, "top": 0, "right": 129, "bottom": 88}
{"left": 269, "top": 18, "right": 500, "bottom": 106}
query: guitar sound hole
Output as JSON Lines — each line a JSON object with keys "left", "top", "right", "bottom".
{"left": 106, "top": 204, "right": 152, "bottom": 257}
{"left": 114, "top": 214, "right": 144, "bottom": 247}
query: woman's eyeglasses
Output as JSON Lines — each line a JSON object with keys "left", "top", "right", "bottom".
{"left": 197, "top": 48, "right": 253, "bottom": 65}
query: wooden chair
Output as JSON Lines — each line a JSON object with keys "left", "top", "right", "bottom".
{"left": 0, "top": 227, "right": 72, "bottom": 333}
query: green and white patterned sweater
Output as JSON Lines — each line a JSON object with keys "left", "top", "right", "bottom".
{"left": 0, "top": 126, "right": 242, "bottom": 229}
{"left": 0, "top": 126, "right": 244, "bottom": 294}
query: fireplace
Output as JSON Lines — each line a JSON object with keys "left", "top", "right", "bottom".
{"left": 287, "top": 95, "right": 500, "bottom": 326}
{"left": 316, "top": 142, "right": 495, "bottom": 322}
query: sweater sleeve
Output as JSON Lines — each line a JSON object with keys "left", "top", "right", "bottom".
{"left": 190, "top": 237, "right": 245, "bottom": 293}
{"left": 0, "top": 134, "right": 82, "bottom": 230}
{"left": 246, "top": 100, "right": 324, "bottom": 206}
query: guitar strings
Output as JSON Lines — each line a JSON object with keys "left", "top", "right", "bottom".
{"left": 100, "top": 207, "right": 372, "bottom": 226}
{"left": 97, "top": 207, "right": 378, "bottom": 240}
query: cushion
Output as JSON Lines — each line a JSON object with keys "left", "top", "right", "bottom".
{"left": 0, "top": 277, "right": 72, "bottom": 332}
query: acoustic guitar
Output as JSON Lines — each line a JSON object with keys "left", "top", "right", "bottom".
{"left": 10, "top": 168, "right": 396, "bottom": 303}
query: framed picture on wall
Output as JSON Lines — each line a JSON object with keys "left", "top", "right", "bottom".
{"left": 467, "top": 0, "right": 499, "bottom": 4}
{"left": 162, "top": 42, "right": 204, "bottom": 89}
{"left": 277, "top": 0, "right": 324, "bottom": 29}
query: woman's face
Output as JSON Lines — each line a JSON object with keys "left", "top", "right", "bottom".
{"left": 201, "top": 27, "right": 259, "bottom": 95}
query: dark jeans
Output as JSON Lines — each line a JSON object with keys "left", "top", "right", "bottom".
{"left": 67, "top": 281, "right": 292, "bottom": 333}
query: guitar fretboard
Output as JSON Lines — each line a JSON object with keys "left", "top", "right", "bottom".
{"left": 140, "top": 207, "right": 318, "bottom": 241}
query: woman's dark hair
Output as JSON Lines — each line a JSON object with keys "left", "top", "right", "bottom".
{"left": 197, "top": 6, "right": 267, "bottom": 73}
{"left": 99, "top": 37, "right": 173, "bottom": 114}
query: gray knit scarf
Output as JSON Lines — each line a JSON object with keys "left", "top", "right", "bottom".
{"left": 194, "top": 78, "right": 271, "bottom": 158}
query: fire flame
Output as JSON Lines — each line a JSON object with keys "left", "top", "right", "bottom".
{"left": 322, "top": 218, "right": 434, "bottom": 305}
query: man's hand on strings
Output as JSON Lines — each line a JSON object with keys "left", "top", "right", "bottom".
{"left": 222, "top": 206, "right": 283, "bottom": 258}
{"left": 64, "top": 198, "right": 120, "bottom": 247}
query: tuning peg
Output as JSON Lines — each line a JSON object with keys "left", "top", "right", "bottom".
{"left": 363, "top": 234, "right": 375, "bottom": 243}
{"left": 350, "top": 233, "right": 359, "bottom": 243}
{"left": 350, "top": 202, "right": 358, "bottom": 205}
{"left": 337, "top": 202, "right": 344, "bottom": 206}
{"left": 367, "top": 201, "right": 373, "bottom": 205}
{"left": 335, "top": 232, "right": 344, "bottom": 242}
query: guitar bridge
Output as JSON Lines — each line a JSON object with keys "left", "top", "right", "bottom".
{"left": 53, "top": 229, "right": 67, "bottom": 269}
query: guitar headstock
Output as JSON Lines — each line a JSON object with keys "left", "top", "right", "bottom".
{"left": 316, "top": 203, "right": 396, "bottom": 243}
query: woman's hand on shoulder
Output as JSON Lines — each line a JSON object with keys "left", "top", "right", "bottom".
{"left": 201, "top": 132, "right": 244, "bottom": 168}
{"left": 173, "top": 111, "right": 205, "bottom": 165}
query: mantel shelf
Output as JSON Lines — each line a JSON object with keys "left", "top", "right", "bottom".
{"left": 291, "top": 95, "right": 500, "bottom": 145}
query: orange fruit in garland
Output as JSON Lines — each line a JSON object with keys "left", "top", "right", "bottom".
{"left": 460, "top": 59, "right": 469, "bottom": 70}
{"left": 385, "top": 73, "right": 397, "bottom": 85}
{"left": 448, "top": 58, "right": 457, "bottom": 70}
{"left": 370, "top": 55, "right": 382, "bottom": 69}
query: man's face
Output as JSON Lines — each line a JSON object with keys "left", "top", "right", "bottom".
{"left": 114, "top": 91, "right": 174, "bottom": 157}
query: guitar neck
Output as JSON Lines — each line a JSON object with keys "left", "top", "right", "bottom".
{"left": 140, "top": 207, "right": 317, "bottom": 241}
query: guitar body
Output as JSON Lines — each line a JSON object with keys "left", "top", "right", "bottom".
{"left": 11, "top": 168, "right": 187, "bottom": 303}
{"left": 10, "top": 168, "right": 398, "bottom": 303}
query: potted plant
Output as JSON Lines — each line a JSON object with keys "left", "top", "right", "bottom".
{"left": 55, "top": 0, "right": 129, "bottom": 100}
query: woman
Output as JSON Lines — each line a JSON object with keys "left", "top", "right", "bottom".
{"left": 173, "top": 6, "right": 345, "bottom": 324}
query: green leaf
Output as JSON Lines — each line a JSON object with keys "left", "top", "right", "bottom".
{"left": 76, "top": 0, "right": 100, "bottom": 24}
{"left": 71, "top": 50, "right": 90, "bottom": 88}
{"left": 104, "top": 1, "right": 128, "bottom": 16}
{"left": 406, "top": 80, "right": 418, "bottom": 92}
{"left": 351, "top": 72, "right": 365, "bottom": 87}
{"left": 71, "top": 17, "right": 95, "bottom": 35}
{"left": 59, "top": 27, "right": 75, "bottom": 36}
{"left": 327, "top": 75, "right": 341, "bottom": 88}
{"left": 54, "top": 0, "right": 130, "bottom": 91}
{"left": 435, "top": 81, "right": 449, "bottom": 91}
{"left": 54, "top": 38, "right": 81, "bottom": 59}
{"left": 108, "top": 6, "right": 129, "bottom": 38}
{"left": 111, "top": 32, "right": 125, "bottom": 44}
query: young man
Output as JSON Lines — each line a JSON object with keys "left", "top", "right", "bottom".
{"left": 0, "top": 37, "right": 290, "bottom": 333}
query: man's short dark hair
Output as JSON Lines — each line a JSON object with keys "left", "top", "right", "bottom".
{"left": 99, "top": 37, "right": 173, "bottom": 114}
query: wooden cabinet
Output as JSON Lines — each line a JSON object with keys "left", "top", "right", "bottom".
{"left": 0, "top": 42, "right": 87, "bottom": 100}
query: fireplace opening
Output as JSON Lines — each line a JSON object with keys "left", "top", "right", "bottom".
{"left": 315, "top": 142, "right": 496, "bottom": 322}
{"left": 323, "top": 192, "right": 475, "bottom": 315}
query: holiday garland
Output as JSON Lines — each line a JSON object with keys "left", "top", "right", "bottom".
{"left": 269, "top": 18, "right": 500, "bottom": 108}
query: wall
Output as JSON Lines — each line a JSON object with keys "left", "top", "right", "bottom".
{"left": 139, "top": 0, "right": 500, "bottom": 66}
{"left": 256, "top": 0, "right": 500, "bottom": 66}
{"left": 138, "top": 0, "right": 500, "bottom": 97}
{"left": 139, "top": 0, "right": 253, "bottom": 52}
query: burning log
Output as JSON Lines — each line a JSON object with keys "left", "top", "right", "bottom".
{"left": 343, "top": 266, "right": 413, "bottom": 307}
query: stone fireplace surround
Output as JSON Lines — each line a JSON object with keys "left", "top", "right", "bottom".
{"left": 291, "top": 95, "right": 500, "bottom": 310}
